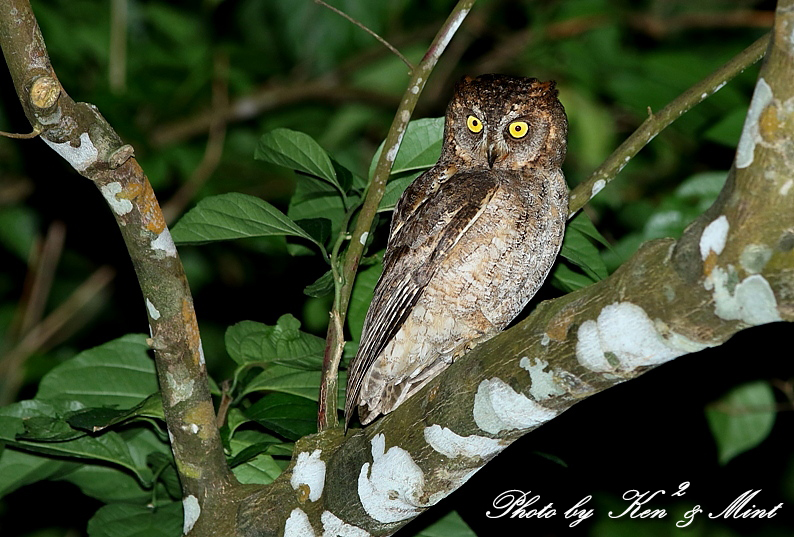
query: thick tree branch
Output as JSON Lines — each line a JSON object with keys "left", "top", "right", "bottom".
{"left": 0, "top": 0, "right": 239, "bottom": 531}
{"left": 237, "top": 9, "right": 792, "bottom": 537}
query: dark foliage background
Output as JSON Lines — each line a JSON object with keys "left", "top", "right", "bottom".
{"left": 0, "top": 0, "right": 791, "bottom": 536}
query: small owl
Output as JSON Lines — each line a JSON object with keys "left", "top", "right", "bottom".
{"left": 345, "top": 74, "right": 568, "bottom": 428}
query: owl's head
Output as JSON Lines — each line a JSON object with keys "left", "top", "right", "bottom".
{"left": 441, "top": 74, "right": 567, "bottom": 170}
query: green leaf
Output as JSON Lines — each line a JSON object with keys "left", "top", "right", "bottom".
{"left": 256, "top": 128, "right": 340, "bottom": 192}
{"left": 704, "top": 106, "right": 747, "bottom": 147}
{"left": 37, "top": 334, "right": 157, "bottom": 410}
{"left": 348, "top": 262, "right": 383, "bottom": 342}
{"left": 415, "top": 510, "right": 477, "bottom": 537}
{"left": 87, "top": 502, "right": 182, "bottom": 537}
{"left": 304, "top": 270, "right": 334, "bottom": 298}
{"left": 228, "top": 430, "right": 289, "bottom": 484}
{"left": 550, "top": 262, "right": 597, "bottom": 292}
{"left": 56, "top": 463, "right": 168, "bottom": 505}
{"left": 225, "top": 314, "right": 325, "bottom": 370}
{"left": 0, "top": 447, "right": 74, "bottom": 499}
{"left": 171, "top": 193, "right": 322, "bottom": 253}
{"left": 288, "top": 175, "right": 350, "bottom": 243}
{"left": 242, "top": 365, "right": 347, "bottom": 409}
{"left": 369, "top": 117, "right": 445, "bottom": 178}
{"left": 0, "top": 400, "right": 146, "bottom": 481}
{"left": 560, "top": 224, "right": 608, "bottom": 281}
{"left": 245, "top": 393, "right": 317, "bottom": 441}
{"left": 706, "top": 380, "right": 776, "bottom": 465}
{"left": 567, "top": 211, "right": 611, "bottom": 250}
{"left": 67, "top": 393, "right": 164, "bottom": 433}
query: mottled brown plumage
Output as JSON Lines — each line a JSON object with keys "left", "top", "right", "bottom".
{"left": 345, "top": 74, "right": 569, "bottom": 428}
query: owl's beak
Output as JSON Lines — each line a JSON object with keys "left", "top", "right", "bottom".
{"left": 487, "top": 144, "right": 504, "bottom": 168}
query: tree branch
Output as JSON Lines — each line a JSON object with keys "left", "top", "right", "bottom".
{"left": 318, "top": 0, "right": 478, "bottom": 431}
{"left": 237, "top": 9, "right": 792, "bottom": 536}
{"left": 0, "top": 0, "right": 238, "bottom": 528}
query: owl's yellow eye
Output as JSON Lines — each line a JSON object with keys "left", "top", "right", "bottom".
{"left": 466, "top": 115, "right": 483, "bottom": 133}
{"left": 508, "top": 121, "right": 529, "bottom": 139}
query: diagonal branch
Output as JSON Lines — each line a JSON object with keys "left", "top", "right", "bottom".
{"left": 239, "top": 12, "right": 792, "bottom": 536}
{"left": 0, "top": 0, "right": 235, "bottom": 522}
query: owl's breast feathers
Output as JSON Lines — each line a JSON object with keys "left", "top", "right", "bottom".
{"left": 345, "top": 164, "right": 568, "bottom": 428}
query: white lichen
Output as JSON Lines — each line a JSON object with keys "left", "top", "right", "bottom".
{"left": 320, "top": 511, "right": 370, "bottom": 537}
{"left": 705, "top": 267, "right": 782, "bottom": 325}
{"left": 198, "top": 340, "right": 206, "bottom": 367}
{"left": 520, "top": 357, "right": 566, "bottom": 400}
{"left": 591, "top": 179, "right": 606, "bottom": 198}
{"left": 575, "top": 302, "right": 711, "bottom": 373}
{"left": 166, "top": 371, "right": 194, "bottom": 405}
{"left": 739, "top": 244, "right": 773, "bottom": 274}
{"left": 423, "top": 424, "right": 504, "bottom": 459}
{"left": 182, "top": 495, "right": 200, "bottom": 535}
{"left": 145, "top": 298, "right": 161, "bottom": 320}
{"left": 699, "top": 215, "right": 729, "bottom": 260}
{"left": 290, "top": 449, "right": 326, "bottom": 502}
{"left": 285, "top": 508, "right": 315, "bottom": 537}
{"left": 359, "top": 232, "right": 369, "bottom": 246}
{"left": 473, "top": 378, "right": 558, "bottom": 435}
{"left": 736, "top": 78, "right": 773, "bottom": 169}
{"left": 151, "top": 229, "right": 178, "bottom": 258}
{"left": 99, "top": 182, "right": 133, "bottom": 216}
{"left": 357, "top": 433, "right": 425, "bottom": 523}
{"left": 42, "top": 132, "right": 99, "bottom": 172}
{"left": 781, "top": 179, "right": 793, "bottom": 196}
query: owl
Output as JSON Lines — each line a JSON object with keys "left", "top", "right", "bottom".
{"left": 345, "top": 74, "right": 568, "bottom": 428}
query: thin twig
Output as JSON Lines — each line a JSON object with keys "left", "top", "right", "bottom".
{"left": 568, "top": 32, "right": 770, "bottom": 216}
{"left": 317, "top": 0, "right": 478, "bottom": 432}
{"left": 314, "top": 0, "right": 414, "bottom": 71}
{"left": 0, "top": 127, "right": 40, "bottom": 139}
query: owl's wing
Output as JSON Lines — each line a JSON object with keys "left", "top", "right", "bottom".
{"left": 345, "top": 169, "right": 499, "bottom": 427}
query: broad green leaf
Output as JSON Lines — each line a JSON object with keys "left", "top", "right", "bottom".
{"left": 233, "top": 452, "right": 284, "bottom": 485}
{"left": 171, "top": 193, "right": 321, "bottom": 252}
{"left": 560, "top": 225, "right": 608, "bottom": 281}
{"left": 229, "top": 430, "right": 288, "bottom": 485}
{"left": 348, "top": 262, "right": 383, "bottom": 342}
{"left": 704, "top": 106, "right": 747, "bottom": 147}
{"left": 369, "top": 117, "right": 444, "bottom": 178}
{"left": 37, "top": 334, "right": 157, "bottom": 410}
{"left": 256, "top": 128, "right": 340, "bottom": 192}
{"left": 550, "top": 262, "right": 597, "bottom": 292}
{"left": 304, "top": 269, "right": 334, "bottom": 298}
{"left": 147, "top": 452, "right": 182, "bottom": 500}
{"left": 706, "top": 380, "right": 776, "bottom": 465}
{"left": 567, "top": 211, "right": 611, "bottom": 249}
{"left": 288, "top": 175, "right": 349, "bottom": 243}
{"left": 87, "top": 502, "right": 182, "bottom": 537}
{"left": 0, "top": 400, "right": 146, "bottom": 481}
{"left": 0, "top": 447, "right": 74, "bottom": 499}
{"left": 225, "top": 314, "right": 325, "bottom": 370}
{"left": 242, "top": 364, "right": 347, "bottom": 409}
{"left": 415, "top": 510, "right": 477, "bottom": 537}
{"left": 55, "top": 463, "right": 167, "bottom": 505}
{"left": 245, "top": 393, "right": 317, "bottom": 441}
{"left": 296, "top": 217, "right": 331, "bottom": 246}
{"left": 67, "top": 394, "right": 164, "bottom": 433}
